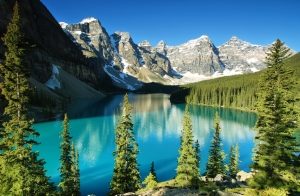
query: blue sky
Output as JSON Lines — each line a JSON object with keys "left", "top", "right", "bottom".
{"left": 42, "top": 0, "right": 299, "bottom": 51}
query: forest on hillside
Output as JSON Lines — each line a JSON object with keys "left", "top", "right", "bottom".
{"left": 181, "top": 53, "right": 300, "bottom": 111}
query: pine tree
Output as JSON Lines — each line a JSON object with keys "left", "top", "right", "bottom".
{"left": 143, "top": 173, "right": 158, "bottom": 190}
{"left": 71, "top": 143, "right": 80, "bottom": 196}
{"left": 59, "top": 114, "right": 73, "bottom": 195}
{"left": 150, "top": 161, "right": 157, "bottom": 181}
{"left": 251, "top": 39, "right": 299, "bottom": 190}
{"left": 175, "top": 106, "right": 199, "bottom": 187}
{"left": 0, "top": 2, "right": 53, "bottom": 194}
{"left": 206, "top": 112, "right": 226, "bottom": 178}
{"left": 143, "top": 162, "right": 158, "bottom": 189}
{"left": 194, "top": 139, "right": 201, "bottom": 175}
{"left": 228, "top": 144, "right": 239, "bottom": 178}
{"left": 110, "top": 94, "right": 141, "bottom": 195}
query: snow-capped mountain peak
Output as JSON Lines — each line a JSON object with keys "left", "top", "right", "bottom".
{"left": 218, "top": 36, "right": 267, "bottom": 71}
{"left": 229, "top": 36, "right": 240, "bottom": 41}
{"left": 59, "top": 22, "right": 68, "bottom": 29}
{"left": 169, "top": 35, "right": 212, "bottom": 48}
{"left": 164, "top": 34, "right": 223, "bottom": 75}
{"left": 80, "top": 17, "right": 98, "bottom": 24}
{"left": 189, "top": 35, "right": 211, "bottom": 43}
{"left": 223, "top": 36, "right": 261, "bottom": 48}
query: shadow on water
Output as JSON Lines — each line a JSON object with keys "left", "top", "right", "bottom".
{"left": 66, "top": 93, "right": 175, "bottom": 120}
{"left": 66, "top": 95, "right": 123, "bottom": 120}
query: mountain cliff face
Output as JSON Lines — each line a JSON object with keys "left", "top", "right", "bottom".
{"left": 163, "top": 35, "right": 224, "bottom": 75}
{"left": 61, "top": 18, "right": 114, "bottom": 61}
{"left": 218, "top": 36, "right": 268, "bottom": 72}
{"left": 62, "top": 20, "right": 174, "bottom": 90}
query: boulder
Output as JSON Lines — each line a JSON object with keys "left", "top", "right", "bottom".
{"left": 236, "top": 170, "right": 253, "bottom": 182}
{"left": 213, "top": 174, "right": 224, "bottom": 182}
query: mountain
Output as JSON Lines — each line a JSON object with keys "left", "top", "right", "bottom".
{"left": 62, "top": 20, "right": 174, "bottom": 90}
{"left": 0, "top": 0, "right": 109, "bottom": 120}
{"left": 0, "top": 0, "right": 108, "bottom": 90}
{"left": 218, "top": 36, "right": 268, "bottom": 73}
{"left": 61, "top": 17, "right": 114, "bottom": 61}
{"left": 162, "top": 35, "right": 224, "bottom": 75}
{"left": 62, "top": 18, "right": 293, "bottom": 89}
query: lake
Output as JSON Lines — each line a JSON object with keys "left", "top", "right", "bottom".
{"left": 33, "top": 93, "right": 257, "bottom": 196}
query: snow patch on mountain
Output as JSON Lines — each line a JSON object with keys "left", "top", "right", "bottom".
{"left": 46, "top": 64, "right": 61, "bottom": 90}
{"left": 246, "top": 58, "right": 259, "bottom": 64}
{"left": 59, "top": 22, "right": 68, "bottom": 29}
{"left": 73, "top": 30, "right": 82, "bottom": 35}
{"left": 110, "top": 35, "right": 118, "bottom": 52}
{"left": 104, "top": 64, "right": 142, "bottom": 90}
{"left": 80, "top": 17, "right": 97, "bottom": 24}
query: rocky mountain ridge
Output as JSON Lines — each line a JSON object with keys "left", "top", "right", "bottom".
{"left": 218, "top": 36, "right": 268, "bottom": 72}
{"left": 61, "top": 19, "right": 174, "bottom": 90}
{"left": 163, "top": 35, "right": 224, "bottom": 75}
{"left": 61, "top": 17, "right": 288, "bottom": 90}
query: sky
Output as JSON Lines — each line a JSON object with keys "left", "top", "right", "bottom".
{"left": 41, "top": 0, "right": 300, "bottom": 51}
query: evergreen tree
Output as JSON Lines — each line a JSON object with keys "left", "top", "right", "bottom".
{"left": 110, "top": 94, "right": 141, "bottom": 195}
{"left": 175, "top": 106, "right": 199, "bottom": 187}
{"left": 0, "top": 2, "right": 53, "bottom": 194}
{"left": 194, "top": 139, "right": 201, "bottom": 175}
{"left": 143, "top": 173, "right": 158, "bottom": 190}
{"left": 71, "top": 143, "right": 80, "bottom": 196}
{"left": 206, "top": 112, "right": 226, "bottom": 178}
{"left": 150, "top": 161, "right": 157, "bottom": 181}
{"left": 143, "top": 162, "right": 158, "bottom": 189}
{"left": 59, "top": 114, "right": 73, "bottom": 195}
{"left": 228, "top": 144, "right": 239, "bottom": 178}
{"left": 251, "top": 39, "right": 299, "bottom": 190}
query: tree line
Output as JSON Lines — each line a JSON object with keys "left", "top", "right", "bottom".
{"left": 186, "top": 73, "right": 260, "bottom": 110}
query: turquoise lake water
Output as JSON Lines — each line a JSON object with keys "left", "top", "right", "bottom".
{"left": 33, "top": 94, "right": 257, "bottom": 196}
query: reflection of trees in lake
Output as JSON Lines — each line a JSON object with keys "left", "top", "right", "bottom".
{"left": 65, "top": 94, "right": 256, "bottom": 166}
{"left": 189, "top": 105, "right": 257, "bottom": 146}
{"left": 128, "top": 95, "right": 256, "bottom": 147}
{"left": 74, "top": 116, "right": 117, "bottom": 166}
{"left": 189, "top": 105, "right": 257, "bottom": 128}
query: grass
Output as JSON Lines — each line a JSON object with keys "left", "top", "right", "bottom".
{"left": 226, "top": 187, "right": 289, "bottom": 196}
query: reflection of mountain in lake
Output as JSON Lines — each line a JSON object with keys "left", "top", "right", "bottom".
{"left": 74, "top": 116, "right": 116, "bottom": 166}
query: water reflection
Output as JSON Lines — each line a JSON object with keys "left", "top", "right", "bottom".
{"left": 34, "top": 93, "right": 256, "bottom": 196}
